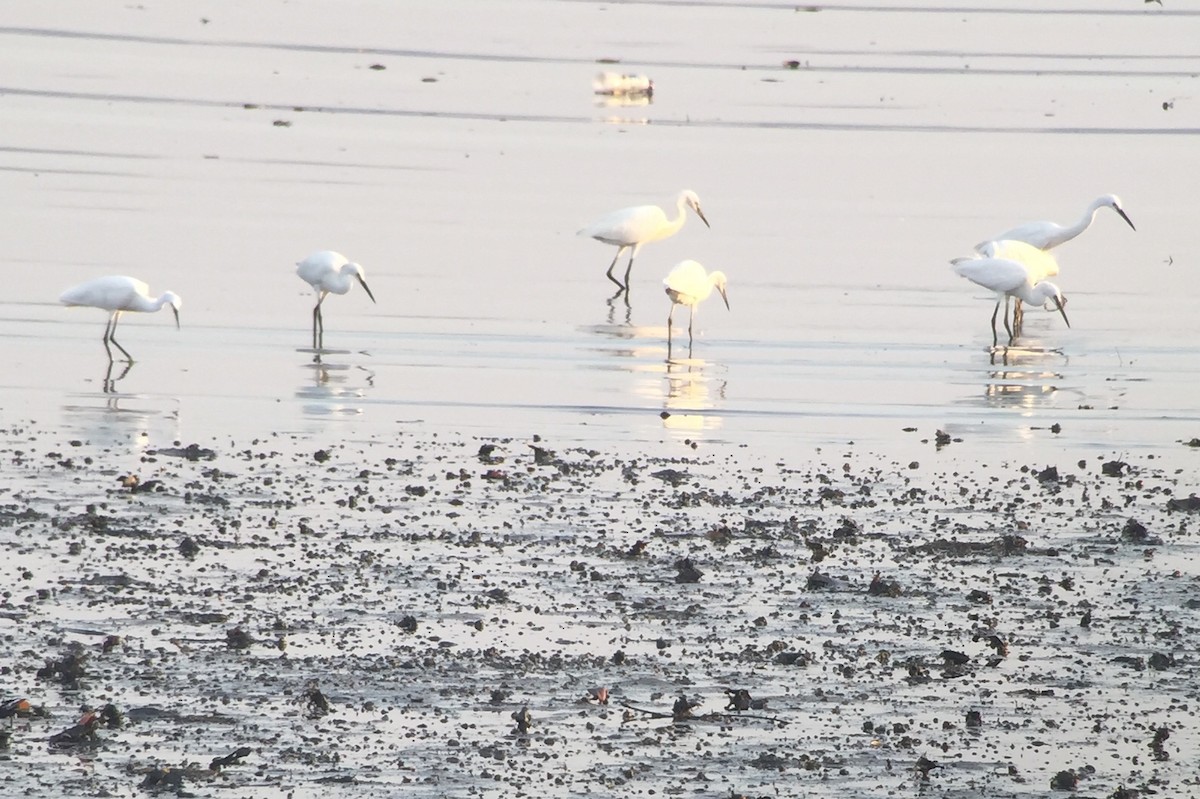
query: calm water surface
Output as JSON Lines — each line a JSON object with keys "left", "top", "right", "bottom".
{"left": 1, "top": 0, "right": 1198, "bottom": 460}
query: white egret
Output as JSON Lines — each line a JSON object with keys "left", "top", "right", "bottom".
{"left": 579, "top": 190, "right": 710, "bottom": 290}
{"left": 664, "top": 259, "right": 729, "bottom": 348}
{"left": 978, "top": 194, "right": 1135, "bottom": 251}
{"left": 977, "top": 195, "right": 1133, "bottom": 328}
{"left": 59, "top": 275, "right": 181, "bottom": 362}
{"left": 296, "top": 250, "right": 376, "bottom": 350}
{"left": 952, "top": 241, "right": 1068, "bottom": 347}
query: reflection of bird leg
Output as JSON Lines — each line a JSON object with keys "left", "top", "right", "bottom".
{"left": 105, "top": 313, "right": 134, "bottom": 362}
{"left": 103, "top": 360, "right": 133, "bottom": 393}
{"left": 622, "top": 252, "right": 636, "bottom": 291}
{"left": 666, "top": 305, "right": 675, "bottom": 358}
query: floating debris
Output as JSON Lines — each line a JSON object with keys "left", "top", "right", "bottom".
{"left": 592, "top": 71, "right": 653, "bottom": 97}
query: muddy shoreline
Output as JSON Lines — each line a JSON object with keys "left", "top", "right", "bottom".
{"left": 3, "top": 428, "right": 1196, "bottom": 798}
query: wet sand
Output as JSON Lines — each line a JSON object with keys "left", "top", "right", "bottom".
{"left": 2, "top": 1, "right": 1199, "bottom": 797}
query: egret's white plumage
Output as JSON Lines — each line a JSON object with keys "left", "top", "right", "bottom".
{"left": 977, "top": 194, "right": 1135, "bottom": 252}
{"left": 663, "top": 260, "right": 729, "bottom": 346}
{"left": 579, "top": 190, "right": 710, "bottom": 290}
{"left": 952, "top": 241, "right": 1069, "bottom": 346}
{"left": 59, "top": 275, "right": 181, "bottom": 362}
{"left": 296, "top": 250, "right": 376, "bottom": 350}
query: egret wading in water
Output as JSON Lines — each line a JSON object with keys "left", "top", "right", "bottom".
{"left": 664, "top": 260, "right": 729, "bottom": 351}
{"left": 952, "top": 240, "right": 1069, "bottom": 347}
{"left": 978, "top": 194, "right": 1134, "bottom": 327}
{"left": 296, "top": 250, "right": 376, "bottom": 351}
{"left": 579, "top": 190, "right": 710, "bottom": 291}
{"left": 59, "top": 275, "right": 182, "bottom": 362}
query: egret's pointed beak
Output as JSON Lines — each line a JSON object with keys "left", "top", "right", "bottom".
{"left": 695, "top": 206, "right": 711, "bottom": 229}
{"left": 718, "top": 285, "right": 730, "bottom": 311}
{"left": 358, "top": 275, "right": 377, "bottom": 304}
{"left": 1054, "top": 295, "right": 1070, "bottom": 328}
{"left": 172, "top": 306, "right": 180, "bottom": 330}
{"left": 1116, "top": 206, "right": 1136, "bottom": 232}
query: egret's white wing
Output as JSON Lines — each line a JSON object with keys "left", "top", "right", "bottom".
{"left": 975, "top": 238, "right": 1059, "bottom": 282}
{"left": 952, "top": 257, "right": 1030, "bottom": 294}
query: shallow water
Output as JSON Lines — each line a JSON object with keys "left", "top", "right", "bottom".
{"left": 2, "top": 1, "right": 1199, "bottom": 797}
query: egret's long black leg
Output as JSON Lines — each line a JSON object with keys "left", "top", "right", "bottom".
{"left": 107, "top": 314, "right": 134, "bottom": 362}
{"left": 605, "top": 248, "right": 627, "bottom": 289}
{"left": 622, "top": 254, "right": 636, "bottom": 291}
{"left": 989, "top": 301, "right": 1001, "bottom": 348}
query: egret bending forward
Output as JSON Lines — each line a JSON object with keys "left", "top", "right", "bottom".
{"left": 579, "top": 190, "right": 710, "bottom": 291}
{"left": 296, "top": 251, "right": 376, "bottom": 350}
{"left": 952, "top": 241, "right": 1069, "bottom": 347}
{"left": 664, "top": 260, "right": 729, "bottom": 349}
{"left": 60, "top": 275, "right": 181, "bottom": 362}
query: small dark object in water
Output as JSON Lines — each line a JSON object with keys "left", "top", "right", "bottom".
{"left": 965, "top": 710, "right": 982, "bottom": 728}
{"left": 140, "top": 766, "right": 185, "bottom": 791}
{"left": 674, "top": 558, "right": 703, "bottom": 583}
{"left": 585, "top": 687, "right": 609, "bottom": 705}
{"left": 1036, "top": 465, "right": 1059, "bottom": 483}
{"left": 1166, "top": 495, "right": 1200, "bottom": 512}
{"left": 226, "top": 627, "right": 253, "bottom": 650}
{"left": 1150, "top": 725, "right": 1170, "bottom": 760}
{"left": 529, "top": 445, "right": 555, "bottom": 465}
{"left": 512, "top": 706, "right": 532, "bottom": 733}
{"left": 612, "top": 649, "right": 626, "bottom": 665}
{"left": 672, "top": 694, "right": 700, "bottom": 721}
{"left": 37, "top": 649, "right": 88, "bottom": 683}
{"left": 725, "top": 689, "right": 752, "bottom": 711}
{"left": 306, "top": 687, "right": 331, "bottom": 718}
{"left": 941, "top": 649, "right": 970, "bottom": 666}
{"left": 211, "top": 746, "right": 253, "bottom": 771}
{"left": 868, "top": 571, "right": 901, "bottom": 596}
{"left": 398, "top": 615, "right": 418, "bottom": 632}
{"left": 626, "top": 539, "right": 648, "bottom": 557}
{"left": 1101, "top": 460, "right": 1128, "bottom": 477}
{"left": 652, "top": 468, "right": 689, "bottom": 486}
{"left": 179, "top": 536, "right": 200, "bottom": 559}
{"left": 934, "top": 430, "right": 951, "bottom": 449}
{"left": 1120, "top": 518, "right": 1156, "bottom": 544}
{"left": 1050, "top": 770, "right": 1078, "bottom": 790}
{"left": 966, "top": 589, "right": 992, "bottom": 605}
{"left": 1080, "top": 609, "right": 1092, "bottom": 628}
{"left": 48, "top": 711, "right": 100, "bottom": 748}
{"left": 99, "top": 703, "right": 122, "bottom": 729}
{"left": 1148, "top": 652, "right": 1174, "bottom": 671}
{"left": 914, "top": 755, "right": 942, "bottom": 780}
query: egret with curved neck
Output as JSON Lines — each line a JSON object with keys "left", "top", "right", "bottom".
{"left": 60, "top": 275, "right": 182, "bottom": 363}
{"left": 579, "top": 190, "right": 710, "bottom": 291}
{"left": 952, "top": 241, "right": 1069, "bottom": 347}
{"left": 296, "top": 250, "right": 376, "bottom": 351}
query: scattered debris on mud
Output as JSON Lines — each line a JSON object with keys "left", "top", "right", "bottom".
{"left": 1, "top": 428, "right": 1197, "bottom": 798}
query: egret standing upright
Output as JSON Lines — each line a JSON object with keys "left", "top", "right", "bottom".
{"left": 977, "top": 194, "right": 1134, "bottom": 328}
{"left": 579, "top": 190, "right": 710, "bottom": 291}
{"left": 663, "top": 259, "right": 729, "bottom": 350}
{"left": 295, "top": 250, "right": 376, "bottom": 351}
{"left": 59, "top": 275, "right": 182, "bottom": 362}
{"left": 952, "top": 240, "right": 1069, "bottom": 347}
